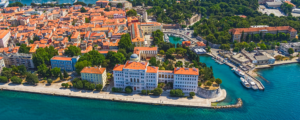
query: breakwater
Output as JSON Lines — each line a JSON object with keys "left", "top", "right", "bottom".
{"left": 212, "top": 98, "right": 242, "bottom": 109}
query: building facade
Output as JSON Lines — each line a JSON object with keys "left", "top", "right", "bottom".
{"left": 0, "top": 57, "right": 5, "bottom": 74}
{"left": 279, "top": 42, "right": 300, "bottom": 55}
{"left": 113, "top": 61, "right": 199, "bottom": 93}
{"left": 229, "top": 26, "right": 297, "bottom": 42}
{"left": 50, "top": 56, "right": 79, "bottom": 71}
{"left": 81, "top": 66, "right": 107, "bottom": 85}
{"left": 133, "top": 47, "right": 157, "bottom": 61}
{"left": 0, "top": 30, "right": 11, "bottom": 48}
{"left": 0, "top": 53, "right": 34, "bottom": 68}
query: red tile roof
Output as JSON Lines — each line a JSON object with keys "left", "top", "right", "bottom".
{"left": 81, "top": 66, "right": 106, "bottom": 74}
{"left": 174, "top": 67, "right": 199, "bottom": 75}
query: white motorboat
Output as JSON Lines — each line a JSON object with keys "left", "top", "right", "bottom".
{"left": 240, "top": 77, "right": 251, "bottom": 88}
{"left": 233, "top": 67, "right": 245, "bottom": 77}
{"left": 245, "top": 77, "right": 258, "bottom": 90}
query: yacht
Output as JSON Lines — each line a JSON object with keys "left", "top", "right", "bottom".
{"left": 240, "top": 77, "right": 251, "bottom": 88}
{"left": 232, "top": 67, "right": 245, "bottom": 77}
{"left": 245, "top": 77, "right": 258, "bottom": 90}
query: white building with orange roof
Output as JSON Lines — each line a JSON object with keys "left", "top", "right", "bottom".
{"left": 113, "top": 61, "right": 159, "bottom": 91}
{"left": 173, "top": 67, "right": 199, "bottom": 93}
{"left": 130, "top": 22, "right": 145, "bottom": 47}
{"left": 140, "top": 22, "right": 162, "bottom": 34}
{"left": 133, "top": 46, "right": 157, "bottom": 61}
{"left": 81, "top": 66, "right": 107, "bottom": 85}
{"left": 113, "top": 60, "right": 199, "bottom": 93}
{"left": 229, "top": 26, "right": 297, "bottom": 42}
{"left": 0, "top": 30, "right": 11, "bottom": 48}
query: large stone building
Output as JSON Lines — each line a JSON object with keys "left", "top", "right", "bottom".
{"left": 81, "top": 66, "right": 107, "bottom": 85}
{"left": 113, "top": 61, "right": 199, "bottom": 93}
{"left": 0, "top": 57, "right": 5, "bottom": 74}
{"left": 229, "top": 26, "right": 297, "bottom": 42}
{"left": 109, "top": 0, "right": 132, "bottom": 9}
{"left": 0, "top": 53, "right": 34, "bottom": 68}
{"left": 0, "top": 30, "right": 11, "bottom": 48}
{"left": 133, "top": 47, "right": 158, "bottom": 61}
{"left": 279, "top": 42, "right": 300, "bottom": 55}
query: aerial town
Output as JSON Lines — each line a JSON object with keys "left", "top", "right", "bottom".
{"left": 0, "top": 0, "right": 299, "bottom": 109}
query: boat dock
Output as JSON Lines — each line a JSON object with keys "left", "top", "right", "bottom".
{"left": 208, "top": 51, "right": 265, "bottom": 90}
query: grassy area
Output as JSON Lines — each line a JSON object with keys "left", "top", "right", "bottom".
{"left": 200, "top": 81, "right": 219, "bottom": 90}
{"left": 211, "top": 102, "right": 218, "bottom": 106}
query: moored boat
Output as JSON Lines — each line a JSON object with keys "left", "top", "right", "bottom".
{"left": 240, "top": 77, "right": 251, "bottom": 88}
{"left": 232, "top": 67, "right": 245, "bottom": 77}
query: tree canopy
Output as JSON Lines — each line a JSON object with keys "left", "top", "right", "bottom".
{"left": 126, "top": 9, "right": 137, "bottom": 17}
{"left": 64, "top": 45, "right": 81, "bottom": 57}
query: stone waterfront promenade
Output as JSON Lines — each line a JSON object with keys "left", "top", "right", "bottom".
{"left": 0, "top": 83, "right": 227, "bottom": 108}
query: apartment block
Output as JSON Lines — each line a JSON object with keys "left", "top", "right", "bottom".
{"left": 0, "top": 53, "right": 35, "bottom": 68}
{"left": 50, "top": 56, "right": 79, "bottom": 71}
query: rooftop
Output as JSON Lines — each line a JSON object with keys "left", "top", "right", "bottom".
{"left": 81, "top": 66, "right": 106, "bottom": 74}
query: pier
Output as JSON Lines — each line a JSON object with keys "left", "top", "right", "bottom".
{"left": 209, "top": 49, "right": 265, "bottom": 90}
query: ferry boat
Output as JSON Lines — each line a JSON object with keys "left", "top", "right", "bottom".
{"left": 240, "top": 77, "right": 251, "bottom": 88}
{"left": 232, "top": 67, "right": 245, "bottom": 77}
{"left": 245, "top": 77, "right": 258, "bottom": 90}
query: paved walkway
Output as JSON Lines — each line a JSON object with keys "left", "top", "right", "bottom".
{"left": 0, "top": 83, "right": 227, "bottom": 108}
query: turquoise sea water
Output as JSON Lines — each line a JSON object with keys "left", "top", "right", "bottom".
{"left": 0, "top": 55, "right": 300, "bottom": 120}
{"left": 168, "top": 36, "right": 182, "bottom": 48}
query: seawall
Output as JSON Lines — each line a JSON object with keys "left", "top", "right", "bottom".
{"left": 0, "top": 83, "right": 229, "bottom": 108}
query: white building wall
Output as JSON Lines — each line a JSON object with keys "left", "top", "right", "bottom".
{"left": 0, "top": 31, "right": 11, "bottom": 48}
{"left": 173, "top": 74, "right": 198, "bottom": 93}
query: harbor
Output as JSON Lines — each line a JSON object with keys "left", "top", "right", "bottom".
{"left": 208, "top": 49, "right": 265, "bottom": 90}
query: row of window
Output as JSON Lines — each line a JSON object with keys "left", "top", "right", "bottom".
{"left": 174, "top": 85, "right": 197, "bottom": 89}
{"left": 174, "top": 81, "right": 197, "bottom": 85}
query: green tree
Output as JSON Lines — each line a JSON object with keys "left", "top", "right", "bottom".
{"left": 51, "top": 67, "right": 61, "bottom": 78}
{"left": 73, "top": 1, "right": 86, "bottom": 6}
{"left": 159, "top": 50, "right": 165, "bottom": 55}
{"left": 219, "top": 44, "right": 230, "bottom": 51}
{"left": 1, "top": 68, "right": 12, "bottom": 79}
{"left": 18, "top": 65, "right": 27, "bottom": 75}
{"left": 118, "top": 33, "right": 132, "bottom": 50}
{"left": 89, "top": 83, "right": 95, "bottom": 90}
{"left": 126, "top": 9, "right": 137, "bottom": 17}
{"left": 149, "top": 57, "right": 157, "bottom": 66}
{"left": 64, "top": 45, "right": 81, "bottom": 57}
{"left": 125, "top": 86, "right": 133, "bottom": 93}
{"left": 78, "top": 50, "right": 105, "bottom": 66}
{"left": 37, "top": 64, "right": 48, "bottom": 77}
{"left": 288, "top": 48, "right": 294, "bottom": 54}
{"left": 33, "top": 46, "right": 58, "bottom": 67}
{"left": 19, "top": 44, "right": 30, "bottom": 53}
{"left": 11, "top": 76, "right": 22, "bottom": 84}
{"left": 0, "top": 76, "right": 8, "bottom": 83}
{"left": 47, "top": 79, "right": 52, "bottom": 84}
{"left": 175, "top": 61, "right": 183, "bottom": 67}
{"left": 189, "top": 92, "right": 195, "bottom": 98}
{"left": 96, "top": 84, "right": 103, "bottom": 91}
{"left": 117, "top": 3, "right": 123, "bottom": 8}
{"left": 11, "top": 65, "right": 19, "bottom": 74}
{"left": 215, "top": 78, "right": 222, "bottom": 85}
{"left": 206, "top": 81, "right": 212, "bottom": 86}
{"left": 75, "top": 60, "right": 92, "bottom": 74}
{"left": 152, "top": 88, "right": 163, "bottom": 96}
{"left": 8, "top": 2, "right": 23, "bottom": 7}
{"left": 59, "top": 72, "right": 63, "bottom": 80}
{"left": 141, "top": 90, "right": 147, "bottom": 95}
{"left": 26, "top": 72, "right": 39, "bottom": 85}
{"left": 85, "top": 18, "right": 90, "bottom": 23}
{"left": 63, "top": 70, "right": 69, "bottom": 78}
{"left": 80, "top": 7, "right": 87, "bottom": 12}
